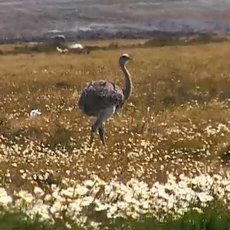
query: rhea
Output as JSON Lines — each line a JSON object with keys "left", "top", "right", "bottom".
{"left": 78, "top": 54, "right": 133, "bottom": 145}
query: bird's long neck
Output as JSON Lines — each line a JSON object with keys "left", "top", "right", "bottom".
{"left": 120, "top": 62, "right": 133, "bottom": 101}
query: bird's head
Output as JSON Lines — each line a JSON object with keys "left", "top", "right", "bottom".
{"left": 119, "top": 53, "right": 132, "bottom": 66}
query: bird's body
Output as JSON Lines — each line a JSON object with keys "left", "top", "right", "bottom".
{"left": 78, "top": 80, "right": 124, "bottom": 116}
{"left": 78, "top": 54, "right": 132, "bottom": 145}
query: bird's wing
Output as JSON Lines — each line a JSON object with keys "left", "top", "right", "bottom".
{"left": 78, "top": 80, "right": 124, "bottom": 114}
{"left": 89, "top": 80, "right": 124, "bottom": 106}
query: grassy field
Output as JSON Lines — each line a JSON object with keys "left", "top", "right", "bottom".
{"left": 1, "top": 40, "right": 230, "bottom": 228}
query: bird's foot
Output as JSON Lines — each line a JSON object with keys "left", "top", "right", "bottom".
{"left": 98, "top": 126, "right": 106, "bottom": 145}
{"left": 99, "top": 135, "right": 106, "bottom": 145}
{"left": 89, "top": 132, "right": 95, "bottom": 147}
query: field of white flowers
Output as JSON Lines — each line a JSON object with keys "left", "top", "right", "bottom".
{"left": 1, "top": 173, "right": 230, "bottom": 229}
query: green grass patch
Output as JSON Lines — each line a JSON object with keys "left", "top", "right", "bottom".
{"left": 1, "top": 203, "right": 230, "bottom": 230}
{"left": 0, "top": 212, "right": 53, "bottom": 230}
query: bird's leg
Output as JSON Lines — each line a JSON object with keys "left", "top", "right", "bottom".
{"left": 90, "top": 121, "right": 100, "bottom": 146}
{"left": 90, "top": 106, "right": 115, "bottom": 146}
{"left": 98, "top": 124, "right": 105, "bottom": 145}
{"left": 90, "top": 115, "right": 102, "bottom": 146}
{"left": 90, "top": 130, "right": 95, "bottom": 147}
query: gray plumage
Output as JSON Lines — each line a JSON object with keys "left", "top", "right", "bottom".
{"left": 78, "top": 80, "right": 124, "bottom": 116}
{"left": 78, "top": 54, "right": 133, "bottom": 145}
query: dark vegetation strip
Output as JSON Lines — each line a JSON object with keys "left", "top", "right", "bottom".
{"left": 0, "top": 34, "right": 228, "bottom": 56}
{"left": 1, "top": 202, "right": 230, "bottom": 230}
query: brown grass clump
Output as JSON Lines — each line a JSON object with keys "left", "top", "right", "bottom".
{"left": 0, "top": 40, "right": 230, "bottom": 191}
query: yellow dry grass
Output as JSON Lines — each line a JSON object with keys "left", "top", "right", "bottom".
{"left": 1, "top": 41, "right": 230, "bottom": 191}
